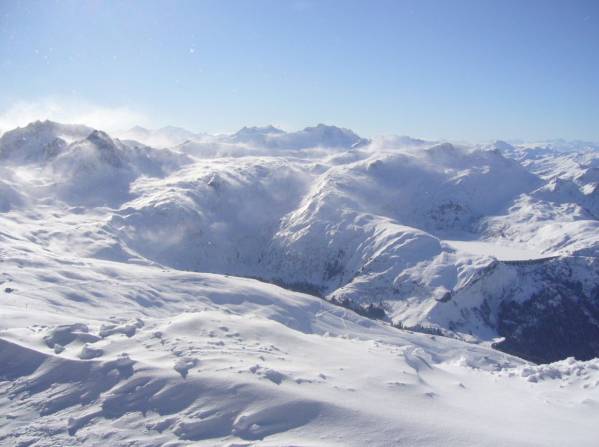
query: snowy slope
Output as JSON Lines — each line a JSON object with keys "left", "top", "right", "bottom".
{"left": 107, "top": 157, "right": 314, "bottom": 271}
{"left": 3, "top": 121, "right": 599, "bottom": 360}
{"left": 3, "top": 122, "right": 599, "bottom": 362}
{"left": 1, "top": 226, "right": 598, "bottom": 446}
{"left": 1, "top": 121, "right": 599, "bottom": 445}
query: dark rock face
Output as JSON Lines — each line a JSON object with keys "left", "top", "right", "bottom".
{"left": 444, "top": 256, "right": 599, "bottom": 364}
{"left": 494, "top": 284, "right": 599, "bottom": 363}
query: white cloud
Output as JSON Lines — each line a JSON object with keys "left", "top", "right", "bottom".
{"left": 0, "top": 98, "right": 148, "bottom": 134}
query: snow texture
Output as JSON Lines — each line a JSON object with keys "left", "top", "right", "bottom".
{"left": 1, "top": 121, "right": 599, "bottom": 445}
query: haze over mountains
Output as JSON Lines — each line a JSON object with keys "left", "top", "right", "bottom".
{"left": 1, "top": 120, "right": 599, "bottom": 445}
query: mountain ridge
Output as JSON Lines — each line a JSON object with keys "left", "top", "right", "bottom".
{"left": 2, "top": 120, "right": 599, "bottom": 445}
{"left": 2, "top": 121, "right": 599, "bottom": 362}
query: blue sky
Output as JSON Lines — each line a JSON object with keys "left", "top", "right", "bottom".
{"left": 0, "top": 0, "right": 597, "bottom": 140}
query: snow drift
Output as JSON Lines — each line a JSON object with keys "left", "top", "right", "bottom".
{"left": 1, "top": 120, "right": 599, "bottom": 445}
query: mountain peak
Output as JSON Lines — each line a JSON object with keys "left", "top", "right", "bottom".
{"left": 0, "top": 120, "right": 93, "bottom": 162}
{"left": 129, "top": 125, "right": 150, "bottom": 134}
{"left": 234, "top": 125, "right": 285, "bottom": 136}
{"left": 86, "top": 129, "right": 114, "bottom": 145}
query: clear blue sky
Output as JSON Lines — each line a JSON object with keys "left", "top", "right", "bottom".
{"left": 0, "top": 0, "right": 598, "bottom": 140}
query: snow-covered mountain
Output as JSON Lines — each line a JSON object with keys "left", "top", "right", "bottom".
{"left": 117, "top": 125, "right": 205, "bottom": 148}
{"left": 0, "top": 121, "right": 189, "bottom": 207}
{"left": 0, "top": 120, "right": 93, "bottom": 163}
{"left": 176, "top": 123, "right": 370, "bottom": 159}
{"left": 1, "top": 120, "right": 599, "bottom": 445}
{"left": 226, "top": 123, "right": 370, "bottom": 149}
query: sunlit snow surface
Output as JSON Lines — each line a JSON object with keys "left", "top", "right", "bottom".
{"left": 444, "top": 240, "right": 546, "bottom": 260}
{"left": 1, "top": 122, "right": 599, "bottom": 445}
{"left": 1, "top": 254, "right": 598, "bottom": 446}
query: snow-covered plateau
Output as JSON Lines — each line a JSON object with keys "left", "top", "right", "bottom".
{"left": 1, "top": 120, "right": 599, "bottom": 446}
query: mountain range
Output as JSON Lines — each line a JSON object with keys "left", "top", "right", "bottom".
{"left": 1, "top": 120, "right": 599, "bottom": 445}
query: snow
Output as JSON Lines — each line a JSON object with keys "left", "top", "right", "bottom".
{"left": 2, "top": 258, "right": 598, "bottom": 446}
{"left": 116, "top": 125, "right": 205, "bottom": 148}
{"left": 1, "top": 120, "right": 599, "bottom": 445}
{"left": 443, "top": 239, "right": 545, "bottom": 261}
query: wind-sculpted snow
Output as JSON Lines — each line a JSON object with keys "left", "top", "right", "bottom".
{"left": 1, "top": 120, "right": 599, "bottom": 444}
{"left": 0, "top": 243, "right": 598, "bottom": 445}
{"left": 0, "top": 179, "right": 23, "bottom": 212}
